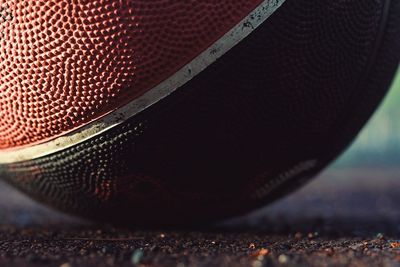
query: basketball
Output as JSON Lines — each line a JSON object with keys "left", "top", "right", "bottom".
{"left": 0, "top": 0, "right": 399, "bottom": 226}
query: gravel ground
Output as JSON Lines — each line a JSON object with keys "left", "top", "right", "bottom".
{"left": 0, "top": 167, "right": 400, "bottom": 267}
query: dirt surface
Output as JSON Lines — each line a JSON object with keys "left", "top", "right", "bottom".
{"left": 0, "top": 167, "right": 400, "bottom": 267}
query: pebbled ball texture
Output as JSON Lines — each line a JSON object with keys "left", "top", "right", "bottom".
{"left": 1, "top": 0, "right": 400, "bottom": 226}
{"left": 0, "top": 0, "right": 261, "bottom": 149}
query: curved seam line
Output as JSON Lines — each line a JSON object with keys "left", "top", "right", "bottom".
{"left": 0, "top": 0, "right": 286, "bottom": 164}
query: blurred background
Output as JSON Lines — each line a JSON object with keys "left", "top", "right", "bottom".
{"left": 334, "top": 68, "right": 400, "bottom": 168}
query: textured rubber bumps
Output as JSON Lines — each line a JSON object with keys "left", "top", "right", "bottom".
{"left": 0, "top": 0, "right": 262, "bottom": 149}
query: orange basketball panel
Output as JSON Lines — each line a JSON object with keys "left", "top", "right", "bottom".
{"left": 0, "top": 0, "right": 262, "bottom": 149}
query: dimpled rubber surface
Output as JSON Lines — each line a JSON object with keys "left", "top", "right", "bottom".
{"left": 1, "top": 0, "right": 400, "bottom": 225}
{"left": 0, "top": 0, "right": 261, "bottom": 149}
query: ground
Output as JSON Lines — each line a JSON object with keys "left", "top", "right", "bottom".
{"left": 0, "top": 167, "right": 400, "bottom": 267}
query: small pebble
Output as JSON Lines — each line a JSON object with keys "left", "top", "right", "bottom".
{"left": 278, "top": 254, "right": 289, "bottom": 264}
{"left": 295, "top": 232, "right": 303, "bottom": 239}
{"left": 258, "top": 248, "right": 269, "bottom": 256}
{"left": 102, "top": 244, "right": 114, "bottom": 254}
{"left": 252, "top": 259, "right": 263, "bottom": 267}
{"left": 325, "top": 247, "right": 335, "bottom": 256}
{"left": 376, "top": 233, "right": 385, "bottom": 240}
{"left": 131, "top": 249, "right": 144, "bottom": 265}
{"left": 390, "top": 241, "right": 400, "bottom": 248}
